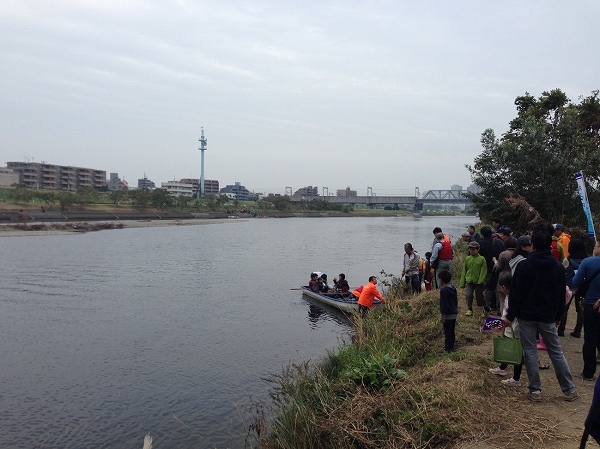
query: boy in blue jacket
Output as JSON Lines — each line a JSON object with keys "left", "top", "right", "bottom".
{"left": 439, "top": 269, "right": 458, "bottom": 352}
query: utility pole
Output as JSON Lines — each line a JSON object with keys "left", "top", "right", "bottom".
{"left": 198, "top": 128, "right": 207, "bottom": 197}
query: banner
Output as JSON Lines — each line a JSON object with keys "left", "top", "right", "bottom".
{"left": 574, "top": 172, "right": 596, "bottom": 238}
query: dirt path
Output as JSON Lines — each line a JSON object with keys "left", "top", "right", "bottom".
{"left": 460, "top": 304, "right": 599, "bottom": 449}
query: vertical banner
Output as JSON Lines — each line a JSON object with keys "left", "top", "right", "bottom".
{"left": 574, "top": 172, "right": 596, "bottom": 238}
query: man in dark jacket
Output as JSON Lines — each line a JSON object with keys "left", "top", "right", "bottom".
{"left": 505, "top": 224, "right": 578, "bottom": 402}
{"left": 478, "top": 226, "right": 504, "bottom": 312}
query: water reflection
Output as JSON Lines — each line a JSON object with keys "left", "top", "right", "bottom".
{"left": 304, "top": 296, "right": 354, "bottom": 328}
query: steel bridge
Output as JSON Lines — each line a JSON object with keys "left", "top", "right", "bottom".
{"left": 289, "top": 189, "right": 471, "bottom": 211}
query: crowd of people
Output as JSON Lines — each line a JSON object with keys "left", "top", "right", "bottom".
{"left": 307, "top": 219, "right": 600, "bottom": 441}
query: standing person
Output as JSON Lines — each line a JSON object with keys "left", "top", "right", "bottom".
{"left": 459, "top": 241, "right": 487, "bottom": 316}
{"left": 551, "top": 228, "right": 566, "bottom": 262}
{"left": 402, "top": 243, "right": 421, "bottom": 294}
{"left": 438, "top": 269, "right": 458, "bottom": 353}
{"left": 478, "top": 226, "right": 504, "bottom": 312}
{"left": 493, "top": 237, "right": 518, "bottom": 314}
{"left": 430, "top": 231, "right": 453, "bottom": 289}
{"left": 558, "top": 238, "right": 588, "bottom": 338}
{"left": 423, "top": 252, "right": 434, "bottom": 292}
{"left": 492, "top": 218, "right": 503, "bottom": 234}
{"left": 489, "top": 273, "right": 524, "bottom": 387}
{"left": 467, "top": 225, "right": 480, "bottom": 242}
{"left": 357, "top": 276, "right": 386, "bottom": 317}
{"left": 553, "top": 224, "right": 571, "bottom": 259}
{"left": 572, "top": 240, "right": 600, "bottom": 380}
{"left": 505, "top": 224, "right": 578, "bottom": 402}
{"left": 509, "top": 235, "right": 533, "bottom": 275}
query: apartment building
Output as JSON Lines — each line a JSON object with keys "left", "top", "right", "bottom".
{"left": 6, "top": 162, "right": 107, "bottom": 191}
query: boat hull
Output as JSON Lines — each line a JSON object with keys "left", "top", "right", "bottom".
{"left": 300, "top": 286, "right": 383, "bottom": 313}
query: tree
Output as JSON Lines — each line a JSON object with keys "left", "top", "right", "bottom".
{"left": 466, "top": 90, "right": 600, "bottom": 230}
{"left": 75, "top": 186, "right": 99, "bottom": 206}
{"left": 109, "top": 189, "right": 127, "bottom": 206}
{"left": 150, "top": 189, "right": 173, "bottom": 209}
{"left": 129, "top": 188, "right": 151, "bottom": 207}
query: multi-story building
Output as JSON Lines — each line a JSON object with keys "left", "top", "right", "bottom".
{"left": 0, "top": 167, "right": 20, "bottom": 188}
{"left": 336, "top": 186, "right": 357, "bottom": 197}
{"left": 175, "top": 178, "right": 220, "bottom": 197}
{"left": 219, "top": 182, "right": 256, "bottom": 201}
{"left": 108, "top": 173, "right": 129, "bottom": 191}
{"left": 6, "top": 161, "right": 107, "bottom": 191}
{"left": 294, "top": 186, "right": 319, "bottom": 197}
{"left": 161, "top": 179, "right": 196, "bottom": 197}
{"left": 137, "top": 175, "right": 156, "bottom": 190}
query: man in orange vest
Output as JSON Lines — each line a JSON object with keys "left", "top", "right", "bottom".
{"left": 358, "top": 276, "right": 386, "bottom": 317}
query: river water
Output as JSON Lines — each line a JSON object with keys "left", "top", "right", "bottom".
{"left": 0, "top": 215, "right": 476, "bottom": 449}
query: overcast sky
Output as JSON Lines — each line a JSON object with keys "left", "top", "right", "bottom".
{"left": 1, "top": 1, "right": 598, "bottom": 195}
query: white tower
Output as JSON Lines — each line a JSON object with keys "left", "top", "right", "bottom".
{"left": 198, "top": 128, "right": 207, "bottom": 197}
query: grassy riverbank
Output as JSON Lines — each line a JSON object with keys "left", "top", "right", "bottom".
{"left": 250, "top": 256, "right": 590, "bottom": 448}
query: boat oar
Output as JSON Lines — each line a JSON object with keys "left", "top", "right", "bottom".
{"left": 290, "top": 288, "right": 305, "bottom": 290}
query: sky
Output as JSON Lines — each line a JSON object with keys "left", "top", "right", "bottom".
{"left": 1, "top": 1, "right": 599, "bottom": 196}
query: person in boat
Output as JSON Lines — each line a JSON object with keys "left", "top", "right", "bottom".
{"left": 320, "top": 273, "right": 331, "bottom": 292}
{"left": 358, "top": 276, "right": 386, "bottom": 317}
{"left": 333, "top": 273, "right": 350, "bottom": 293}
{"left": 352, "top": 285, "right": 364, "bottom": 299}
{"left": 308, "top": 273, "right": 321, "bottom": 292}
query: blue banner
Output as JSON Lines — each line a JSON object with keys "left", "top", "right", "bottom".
{"left": 575, "top": 172, "right": 596, "bottom": 238}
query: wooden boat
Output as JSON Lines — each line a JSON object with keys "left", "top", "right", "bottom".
{"left": 300, "top": 286, "right": 383, "bottom": 313}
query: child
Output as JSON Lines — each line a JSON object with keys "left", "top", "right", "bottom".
{"left": 423, "top": 251, "right": 435, "bottom": 291}
{"left": 488, "top": 273, "right": 524, "bottom": 386}
{"left": 438, "top": 269, "right": 458, "bottom": 352}
{"left": 459, "top": 241, "right": 488, "bottom": 316}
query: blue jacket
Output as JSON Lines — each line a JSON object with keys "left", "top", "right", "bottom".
{"left": 507, "top": 249, "right": 566, "bottom": 323}
{"left": 573, "top": 256, "right": 600, "bottom": 304}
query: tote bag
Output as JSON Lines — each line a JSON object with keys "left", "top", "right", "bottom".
{"left": 493, "top": 326, "right": 523, "bottom": 365}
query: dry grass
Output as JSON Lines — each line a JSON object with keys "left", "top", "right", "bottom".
{"left": 255, "top": 288, "right": 577, "bottom": 449}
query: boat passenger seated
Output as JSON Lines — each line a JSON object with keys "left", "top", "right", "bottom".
{"left": 309, "top": 273, "right": 321, "bottom": 292}
{"left": 333, "top": 273, "right": 350, "bottom": 293}
{"left": 320, "top": 274, "right": 331, "bottom": 293}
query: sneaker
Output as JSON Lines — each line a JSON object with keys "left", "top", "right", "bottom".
{"left": 481, "top": 310, "right": 490, "bottom": 318}
{"left": 581, "top": 372, "right": 596, "bottom": 381}
{"left": 489, "top": 367, "right": 508, "bottom": 376}
{"left": 501, "top": 378, "right": 521, "bottom": 387}
{"left": 526, "top": 390, "right": 542, "bottom": 402}
{"left": 564, "top": 390, "right": 579, "bottom": 402}
{"left": 570, "top": 331, "right": 581, "bottom": 338}
{"left": 465, "top": 310, "right": 473, "bottom": 316}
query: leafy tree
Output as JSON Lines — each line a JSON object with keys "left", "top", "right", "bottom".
{"left": 57, "top": 191, "right": 77, "bottom": 211}
{"left": 466, "top": 89, "right": 600, "bottom": 230}
{"left": 10, "top": 185, "right": 33, "bottom": 203}
{"left": 76, "top": 186, "right": 99, "bottom": 206}
{"left": 176, "top": 195, "right": 193, "bottom": 208}
{"left": 150, "top": 189, "right": 173, "bottom": 209}
{"left": 129, "top": 188, "right": 151, "bottom": 207}
{"left": 109, "top": 189, "right": 127, "bottom": 206}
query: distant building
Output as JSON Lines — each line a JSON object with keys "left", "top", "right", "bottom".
{"left": 336, "top": 186, "right": 357, "bottom": 197}
{"left": 467, "top": 184, "right": 481, "bottom": 194}
{"left": 7, "top": 161, "right": 107, "bottom": 191}
{"left": 179, "top": 178, "right": 219, "bottom": 196}
{"left": 220, "top": 182, "right": 257, "bottom": 201}
{"left": 294, "top": 186, "right": 318, "bottom": 197}
{"left": 108, "top": 173, "right": 129, "bottom": 191}
{"left": 138, "top": 175, "right": 156, "bottom": 190}
{"left": 159, "top": 178, "right": 219, "bottom": 197}
{"left": 451, "top": 184, "right": 462, "bottom": 192}
{"left": 0, "top": 167, "right": 20, "bottom": 188}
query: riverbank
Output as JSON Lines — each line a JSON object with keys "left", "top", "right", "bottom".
{"left": 0, "top": 218, "right": 242, "bottom": 237}
{"left": 255, "top": 285, "right": 593, "bottom": 449}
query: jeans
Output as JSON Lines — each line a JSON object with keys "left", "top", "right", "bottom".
{"left": 409, "top": 273, "right": 421, "bottom": 294}
{"left": 519, "top": 319, "right": 575, "bottom": 394}
{"left": 583, "top": 304, "right": 600, "bottom": 378}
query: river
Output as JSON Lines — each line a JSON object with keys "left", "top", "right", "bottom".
{"left": 0, "top": 215, "right": 476, "bottom": 448}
